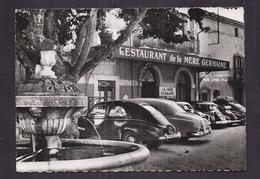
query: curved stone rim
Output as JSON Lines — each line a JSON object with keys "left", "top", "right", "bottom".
{"left": 16, "top": 96, "right": 88, "bottom": 107}
{"left": 16, "top": 139, "right": 150, "bottom": 172}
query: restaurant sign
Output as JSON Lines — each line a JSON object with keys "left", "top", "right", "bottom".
{"left": 159, "top": 86, "right": 176, "bottom": 98}
{"left": 113, "top": 46, "right": 229, "bottom": 70}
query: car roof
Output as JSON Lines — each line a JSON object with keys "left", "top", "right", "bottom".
{"left": 194, "top": 101, "right": 216, "bottom": 105}
{"left": 176, "top": 101, "right": 190, "bottom": 105}
{"left": 128, "top": 98, "right": 176, "bottom": 105}
{"left": 128, "top": 98, "right": 185, "bottom": 114}
{"left": 96, "top": 100, "right": 150, "bottom": 107}
{"left": 95, "top": 99, "right": 171, "bottom": 126}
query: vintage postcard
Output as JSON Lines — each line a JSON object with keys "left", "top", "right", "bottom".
{"left": 15, "top": 7, "right": 246, "bottom": 172}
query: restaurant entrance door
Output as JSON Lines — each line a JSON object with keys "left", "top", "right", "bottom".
{"left": 141, "top": 69, "right": 158, "bottom": 98}
{"left": 176, "top": 71, "right": 191, "bottom": 101}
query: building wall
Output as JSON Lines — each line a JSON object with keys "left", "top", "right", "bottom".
{"left": 197, "top": 15, "right": 245, "bottom": 103}
{"left": 80, "top": 12, "right": 245, "bottom": 105}
{"left": 84, "top": 56, "right": 198, "bottom": 101}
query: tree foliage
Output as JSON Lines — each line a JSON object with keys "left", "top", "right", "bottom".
{"left": 15, "top": 8, "right": 209, "bottom": 83}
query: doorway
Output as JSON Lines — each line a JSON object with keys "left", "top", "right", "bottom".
{"left": 141, "top": 69, "right": 158, "bottom": 98}
{"left": 213, "top": 89, "right": 220, "bottom": 99}
{"left": 176, "top": 71, "right": 191, "bottom": 101}
{"left": 98, "top": 80, "right": 115, "bottom": 101}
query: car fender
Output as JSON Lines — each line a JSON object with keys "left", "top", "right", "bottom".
{"left": 120, "top": 123, "right": 162, "bottom": 141}
{"left": 166, "top": 116, "right": 200, "bottom": 137}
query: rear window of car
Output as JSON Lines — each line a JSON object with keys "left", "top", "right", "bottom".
{"left": 140, "top": 104, "right": 170, "bottom": 126}
{"left": 108, "top": 106, "right": 127, "bottom": 117}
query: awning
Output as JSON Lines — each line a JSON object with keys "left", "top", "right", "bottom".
{"left": 112, "top": 46, "right": 230, "bottom": 71}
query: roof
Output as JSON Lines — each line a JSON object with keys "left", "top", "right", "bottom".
{"left": 205, "top": 11, "right": 244, "bottom": 28}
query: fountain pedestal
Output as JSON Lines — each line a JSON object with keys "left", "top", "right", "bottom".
{"left": 16, "top": 79, "right": 88, "bottom": 155}
{"left": 16, "top": 49, "right": 87, "bottom": 156}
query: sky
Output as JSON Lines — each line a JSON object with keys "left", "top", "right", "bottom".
{"left": 178, "top": 7, "right": 244, "bottom": 23}
{"left": 104, "top": 7, "right": 244, "bottom": 39}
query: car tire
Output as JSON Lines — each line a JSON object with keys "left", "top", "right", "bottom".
{"left": 122, "top": 131, "right": 139, "bottom": 143}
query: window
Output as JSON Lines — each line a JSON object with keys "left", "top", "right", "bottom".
{"left": 234, "top": 56, "right": 242, "bottom": 70}
{"left": 98, "top": 80, "right": 115, "bottom": 101}
{"left": 235, "top": 28, "right": 239, "bottom": 37}
{"left": 233, "top": 56, "right": 244, "bottom": 80}
{"left": 108, "top": 106, "right": 127, "bottom": 118}
{"left": 176, "top": 71, "right": 191, "bottom": 101}
{"left": 213, "top": 90, "right": 220, "bottom": 99}
{"left": 201, "top": 92, "right": 208, "bottom": 101}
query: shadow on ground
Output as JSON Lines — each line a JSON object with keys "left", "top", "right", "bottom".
{"left": 176, "top": 139, "right": 211, "bottom": 146}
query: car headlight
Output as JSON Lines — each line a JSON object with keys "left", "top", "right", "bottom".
{"left": 166, "top": 125, "right": 175, "bottom": 135}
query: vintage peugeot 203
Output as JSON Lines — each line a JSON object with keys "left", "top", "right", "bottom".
{"left": 78, "top": 100, "right": 181, "bottom": 149}
{"left": 129, "top": 98, "right": 212, "bottom": 141}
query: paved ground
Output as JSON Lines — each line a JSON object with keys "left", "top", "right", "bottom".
{"left": 127, "top": 125, "right": 247, "bottom": 171}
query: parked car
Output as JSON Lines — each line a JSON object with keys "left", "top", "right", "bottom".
{"left": 78, "top": 100, "right": 181, "bottom": 149}
{"left": 128, "top": 98, "right": 212, "bottom": 141}
{"left": 176, "top": 101, "right": 211, "bottom": 121}
{"left": 216, "top": 105, "right": 241, "bottom": 125}
{"left": 190, "top": 101, "right": 230, "bottom": 127}
{"left": 213, "top": 96, "right": 246, "bottom": 125}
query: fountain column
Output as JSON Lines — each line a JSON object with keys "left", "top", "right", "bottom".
{"left": 16, "top": 49, "right": 88, "bottom": 156}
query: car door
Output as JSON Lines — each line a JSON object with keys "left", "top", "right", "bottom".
{"left": 100, "top": 104, "right": 128, "bottom": 140}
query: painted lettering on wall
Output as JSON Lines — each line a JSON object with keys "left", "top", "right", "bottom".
{"left": 113, "top": 46, "right": 229, "bottom": 70}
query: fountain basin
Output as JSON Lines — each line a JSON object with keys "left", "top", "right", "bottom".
{"left": 16, "top": 139, "right": 150, "bottom": 172}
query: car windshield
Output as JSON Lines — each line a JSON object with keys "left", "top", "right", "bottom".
{"left": 209, "top": 104, "right": 218, "bottom": 111}
{"left": 183, "top": 104, "right": 194, "bottom": 112}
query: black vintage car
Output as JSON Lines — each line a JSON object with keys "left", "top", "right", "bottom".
{"left": 191, "top": 101, "right": 230, "bottom": 127}
{"left": 213, "top": 96, "right": 246, "bottom": 125}
{"left": 216, "top": 105, "right": 241, "bottom": 125}
{"left": 78, "top": 100, "right": 181, "bottom": 149}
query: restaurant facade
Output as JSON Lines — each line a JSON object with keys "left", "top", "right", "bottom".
{"left": 79, "top": 45, "right": 230, "bottom": 102}
{"left": 77, "top": 10, "right": 245, "bottom": 105}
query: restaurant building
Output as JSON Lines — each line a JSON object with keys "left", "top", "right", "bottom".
{"left": 78, "top": 10, "right": 245, "bottom": 105}
{"left": 79, "top": 38, "right": 230, "bottom": 102}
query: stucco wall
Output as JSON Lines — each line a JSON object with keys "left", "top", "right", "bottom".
{"left": 196, "top": 15, "right": 245, "bottom": 102}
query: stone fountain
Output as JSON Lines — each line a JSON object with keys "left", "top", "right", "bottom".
{"left": 16, "top": 49, "right": 149, "bottom": 172}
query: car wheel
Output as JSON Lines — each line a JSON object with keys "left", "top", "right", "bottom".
{"left": 122, "top": 131, "right": 139, "bottom": 143}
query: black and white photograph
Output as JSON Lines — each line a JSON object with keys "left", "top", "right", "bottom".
{"left": 15, "top": 7, "right": 247, "bottom": 172}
